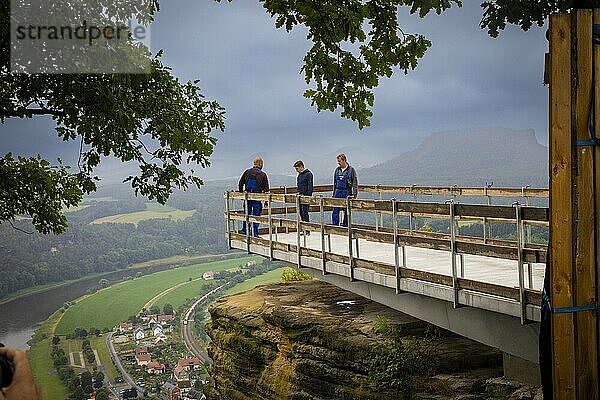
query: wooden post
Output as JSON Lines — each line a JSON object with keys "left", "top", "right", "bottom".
{"left": 595, "top": 10, "right": 600, "bottom": 398}
{"left": 550, "top": 12, "right": 575, "bottom": 399}
{"left": 573, "top": 10, "right": 599, "bottom": 399}
{"left": 548, "top": 10, "right": 600, "bottom": 399}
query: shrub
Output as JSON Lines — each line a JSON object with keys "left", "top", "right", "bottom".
{"left": 281, "top": 268, "right": 312, "bottom": 282}
{"left": 369, "top": 317, "right": 435, "bottom": 397}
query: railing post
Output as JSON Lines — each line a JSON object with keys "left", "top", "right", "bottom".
{"left": 296, "top": 194, "right": 301, "bottom": 269}
{"left": 482, "top": 185, "right": 487, "bottom": 243}
{"left": 392, "top": 198, "right": 400, "bottom": 294}
{"left": 378, "top": 187, "right": 383, "bottom": 228}
{"left": 225, "top": 191, "right": 232, "bottom": 249}
{"left": 522, "top": 185, "right": 533, "bottom": 288}
{"left": 320, "top": 195, "right": 327, "bottom": 275}
{"left": 283, "top": 186, "right": 289, "bottom": 233}
{"left": 409, "top": 185, "right": 415, "bottom": 233}
{"left": 447, "top": 199, "right": 459, "bottom": 308}
{"left": 347, "top": 196, "right": 354, "bottom": 282}
{"left": 374, "top": 188, "right": 379, "bottom": 232}
{"left": 514, "top": 202, "right": 527, "bottom": 324}
{"left": 268, "top": 193, "right": 273, "bottom": 260}
{"left": 485, "top": 182, "right": 493, "bottom": 240}
{"left": 244, "top": 191, "right": 250, "bottom": 254}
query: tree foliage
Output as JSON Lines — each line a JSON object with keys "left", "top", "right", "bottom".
{"left": 0, "top": 0, "right": 225, "bottom": 234}
{"left": 369, "top": 317, "right": 435, "bottom": 396}
{"left": 479, "top": 0, "right": 588, "bottom": 38}
{"left": 163, "top": 303, "right": 174, "bottom": 315}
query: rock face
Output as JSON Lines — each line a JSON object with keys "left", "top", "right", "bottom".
{"left": 205, "top": 280, "right": 540, "bottom": 400}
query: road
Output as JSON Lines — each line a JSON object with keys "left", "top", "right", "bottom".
{"left": 181, "top": 284, "right": 227, "bottom": 363}
{"left": 106, "top": 331, "right": 144, "bottom": 397}
{"left": 104, "top": 284, "right": 227, "bottom": 396}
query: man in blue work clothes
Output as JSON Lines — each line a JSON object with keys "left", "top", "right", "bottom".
{"left": 293, "top": 160, "right": 314, "bottom": 233}
{"left": 332, "top": 153, "right": 358, "bottom": 227}
{"left": 239, "top": 157, "right": 269, "bottom": 237}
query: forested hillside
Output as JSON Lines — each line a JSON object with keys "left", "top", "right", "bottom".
{"left": 0, "top": 186, "right": 228, "bottom": 298}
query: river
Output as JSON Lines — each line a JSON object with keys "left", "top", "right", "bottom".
{"left": 0, "top": 264, "right": 173, "bottom": 350}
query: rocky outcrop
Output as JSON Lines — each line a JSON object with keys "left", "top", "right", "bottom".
{"left": 205, "top": 280, "right": 541, "bottom": 400}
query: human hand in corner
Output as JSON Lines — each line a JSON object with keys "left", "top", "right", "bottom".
{"left": 0, "top": 347, "right": 40, "bottom": 400}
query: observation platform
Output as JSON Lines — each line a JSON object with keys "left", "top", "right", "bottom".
{"left": 224, "top": 185, "right": 548, "bottom": 363}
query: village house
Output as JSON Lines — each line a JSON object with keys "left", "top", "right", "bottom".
{"left": 147, "top": 360, "right": 166, "bottom": 374}
{"left": 173, "top": 364, "right": 189, "bottom": 382}
{"left": 176, "top": 357, "right": 202, "bottom": 371}
{"left": 135, "top": 346, "right": 151, "bottom": 366}
{"left": 134, "top": 326, "right": 145, "bottom": 341}
{"left": 158, "top": 314, "right": 174, "bottom": 324}
{"left": 202, "top": 271, "right": 214, "bottom": 280}
{"left": 177, "top": 379, "right": 192, "bottom": 393}
{"left": 119, "top": 322, "right": 133, "bottom": 333}
{"left": 147, "top": 315, "right": 159, "bottom": 327}
{"left": 154, "top": 335, "right": 167, "bottom": 345}
{"left": 153, "top": 324, "right": 164, "bottom": 337}
{"left": 161, "top": 382, "right": 181, "bottom": 400}
{"left": 184, "top": 389, "right": 206, "bottom": 400}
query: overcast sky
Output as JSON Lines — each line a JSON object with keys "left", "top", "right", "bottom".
{"left": 0, "top": 1, "right": 548, "bottom": 176}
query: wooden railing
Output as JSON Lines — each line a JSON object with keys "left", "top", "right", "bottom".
{"left": 224, "top": 185, "right": 549, "bottom": 324}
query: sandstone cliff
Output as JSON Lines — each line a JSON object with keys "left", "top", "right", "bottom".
{"left": 205, "top": 280, "right": 541, "bottom": 400}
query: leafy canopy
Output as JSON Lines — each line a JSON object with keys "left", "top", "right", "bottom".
{"left": 1, "top": 0, "right": 571, "bottom": 234}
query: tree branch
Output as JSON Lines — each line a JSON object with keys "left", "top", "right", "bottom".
{"left": 1, "top": 108, "right": 66, "bottom": 118}
{"left": 8, "top": 220, "right": 33, "bottom": 235}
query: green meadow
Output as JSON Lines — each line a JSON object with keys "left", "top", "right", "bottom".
{"left": 55, "top": 256, "right": 260, "bottom": 335}
{"left": 90, "top": 203, "right": 195, "bottom": 225}
{"left": 29, "top": 338, "right": 69, "bottom": 400}
{"left": 153, "top": 279, "right": 213, "bottom": 311}
{"left": 88, "top": 336, "right": 119, "bottom": 380}
{"left": 223, "top": 268, "right": 286, "bottom": 296}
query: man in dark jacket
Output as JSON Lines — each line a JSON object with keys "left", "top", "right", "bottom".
{"left": 239, "top": 157, "right": 269, "bottom": 237}
{"left": 332, "top": 153, "right": 357, "bottom": 227}
{"left": 293, "top": 160, "right": 314, "bottom": 225}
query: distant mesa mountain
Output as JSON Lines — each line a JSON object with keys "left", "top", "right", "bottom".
{"left": 359, "top": 127, "right": 548, "bottom": 188}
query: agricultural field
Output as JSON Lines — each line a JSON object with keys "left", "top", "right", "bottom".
{"left": 55, "top": 256, "right": 261, "bottom": 335}
{"left": 128, "top": 252, "right": 244, "bottom": 270}
{"left": 152, "top": 279, "right": 213, "bottom": 311}
{"left": 224, "top": 267, "right": 287, "bottom": 296}
{"left": 90, "top": 203, "right": 195, "bottom": 225}
{"left": 29, "top": 338, "right": 69, "bottom": 400}
{"left": 90, "top": 336, "right": 120, "bottom": 380}
{"left": 62, "top": 204, "right": 90, "bottom": 213}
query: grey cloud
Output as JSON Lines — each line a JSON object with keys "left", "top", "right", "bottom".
{"left": 1, "top": 1, "right": 549, "bottom": 181}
